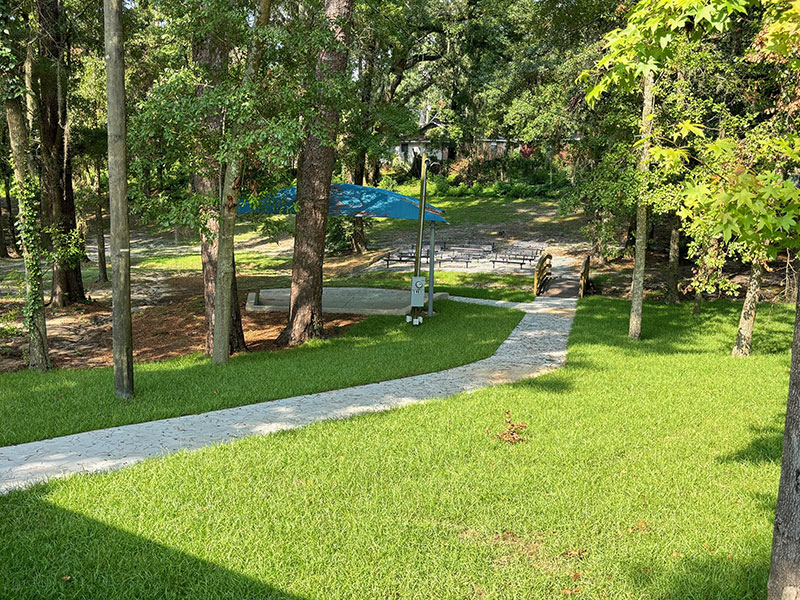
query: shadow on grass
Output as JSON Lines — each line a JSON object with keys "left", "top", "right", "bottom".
{"left": 719, "top": 413, "right": 785, "bottom": 465}
{"left": 0, "top": 487, "right": 307, "bottom": 600}
{"left": 625, "top": 555, "right": 769, "bottom": 599}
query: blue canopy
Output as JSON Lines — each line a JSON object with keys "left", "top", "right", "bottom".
{"left": 237, "top": 183, "right": 448, "bottom": 223}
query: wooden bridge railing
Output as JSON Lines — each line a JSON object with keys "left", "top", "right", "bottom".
{"left": 534, "top": 253, "right": 552, "bottom": 296}
{"left": 579, "top": 254, "right": 590, "bottom": 298}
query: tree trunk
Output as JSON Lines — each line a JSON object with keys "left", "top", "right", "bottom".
{"left": 5, "top": 176, "right": 21, "bottom": 255}
{"left": 732, "top": 260, "right": 763, "bottom": 357}
{"left": 6, "top": 97, "right": 50, "bottom": 371}
{"left": 95, "top": 202, "right": 108, "bottom": 283}
{"left": 351, "top": 217, "right": 367, "bottom": 253}
{"left": 62, "top": 131, "right": 86, "bottom": 302}
{"left": 199, "top": 203, "right": 247, "bottom": 357}
{"left": 0, "top": 192, "right": 8, "bottom": 258}
{"left": 104, "top": 0, "right": 134, "bottom": 398}
{"left": 36, "top": 0, "right": 66, "bottom": 306}
{"left": 35, "top": 0, "right": 83, "bottom": 307}
{"left": 228, "top": 254, "right": 247, "bottom": 355}
{"left": 768, "top": 282, "right": 800, "bottom": 599}
{"left": 206, "top": 0, "right": 272, "bottom": 364}
{"left": 665, "top": 212, "right": 680, "bottom": 304}
{"left": 279, "top": 0, "right": 355, "bottom": 347}
{"left": 629, "top": 71, "right": 655, "bottom": 340}
{"left": 200, "top": 212, "right": 219, "bottom": 356}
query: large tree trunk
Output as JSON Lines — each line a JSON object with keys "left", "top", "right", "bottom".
{"left": 629, "top": 71, "right": 655, "bottom": 340}
{"left": 6, "top": 97, "right": 50, "bottom": 371}
{"left": 768, "top": 273, "right": 800, "bottom": 599}
{"left": 665, "top": 213, "right": 680, "bottom": 304}
{"left": 732, "top": 260, "right": 763, "bottom": 357}
{"left": 278, "top": 0, "right": 355, "bottom": 347}
{"left": 104, "top": 0, "right": 134, "bottom": 398}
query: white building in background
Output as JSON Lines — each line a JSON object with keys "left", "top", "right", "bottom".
{"left": 390, "top": 120, "right": 518, "bottom": 165}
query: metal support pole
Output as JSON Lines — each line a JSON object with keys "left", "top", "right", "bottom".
{"left": 428, "top": 222, "right": 435, "bottom": 316}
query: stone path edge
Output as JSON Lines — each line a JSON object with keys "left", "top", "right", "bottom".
{"left": 0, "top": 295, "right": 578, "bottom": 494}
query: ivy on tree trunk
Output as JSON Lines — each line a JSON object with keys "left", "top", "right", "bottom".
{"left": 5, "top": 97, "right": 50, "bottom": 371}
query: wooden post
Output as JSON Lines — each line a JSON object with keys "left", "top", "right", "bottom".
{"left": 104, "top": 0, "right": 134, "bottom": 398}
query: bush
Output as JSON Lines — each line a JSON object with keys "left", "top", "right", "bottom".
{"left": 446, "top": 183, "right": 468, "bottom": 197}
{"left": 378, "top": 176, "right": 398, "bottom": 192}
{"left": 431, "top": 175, "right": 450, "bottom": 196}
{"left": 469, "top": 182, "right": 484, "bottom": 196}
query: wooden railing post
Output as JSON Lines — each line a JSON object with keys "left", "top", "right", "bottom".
{"left": 579, "top": 254, "right": 590, "bottom": 298}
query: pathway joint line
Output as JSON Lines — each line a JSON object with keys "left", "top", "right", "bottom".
{"left": 0, "top": 288, "right": 579, "bottom": 494}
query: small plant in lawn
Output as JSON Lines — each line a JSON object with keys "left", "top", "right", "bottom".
{"left": 495, "top": 409, "right": 528, "bottom": 443}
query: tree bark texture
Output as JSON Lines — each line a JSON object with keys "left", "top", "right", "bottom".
{"left": 279, "top": 0, "right": 355, "bottom": 346}
{"left": 665, "top": 213, "right": 680, "bottom": 304}
{"left": 629, "top": 71, "right": 655, "bottom": 340}
{"left": 768, "top": 288, "right": 800, "bottom": 599}
{"left": 732, "top": 260, "right": 764, "bottom": 357}
{"left": 6, "top": 97, "right": 50, "bottom": 371}
{"left": 104, "top": 0, "right": 134, "bottom": 398}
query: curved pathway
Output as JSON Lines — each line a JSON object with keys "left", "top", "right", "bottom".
{"left": 0, "top": 295, "right": 578, "bottom": 494}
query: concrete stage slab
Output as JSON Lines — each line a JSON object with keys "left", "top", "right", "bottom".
{"left": 246, "top": 287, "right": 450, "bottom": 316}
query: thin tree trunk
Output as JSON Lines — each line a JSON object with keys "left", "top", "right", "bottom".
{"left": 95, "top": 161, "right": 108, "bottom": 283}
{"left": 278, "top": 0, "right": 355, "bottom": 346}
{"left": 768, "top": 281, "right": 800, "bottom": 599}
{"left": 62, "top": 129, "right": 86, "bottom": 302}
{"left": 36, "top": 0, "right": 68, "bottom": 307}
{"left": 228, "top": 254, "right": 247, "bottom": 354}
{"left": 200, "top": 219, "right": 247, "bottom": 357}
{"left": 732, "top": 260, "right": 763, "bottom": 357}
{"left": 0, "top": 192, "right": 8, "bottom": 258}
{"left": 104, "top": 0, "right": 134, "bottom": 398}
{"left": 351, "top": 217, "right": 367, "bottom": 253}
{"left": 629, "top": 71, "right": 655, "bottom": 340}
{"left": 200, "top": 214, "right": 219, "bottom": 356}
{"left": 6, "top": 97, "right": 50, "bottom": 371}
{"left": 205, "top": 1, "right": 272, "bottom": 364}
{"left": 665, "top": 212, "right": 680, "bottom": 304}
{"left": 5, "top": 176, "right": 21, "bottom": 254}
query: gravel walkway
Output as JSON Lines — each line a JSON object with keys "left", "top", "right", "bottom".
{"left": 0, "top": 295, "right": 578, "bottom": 494}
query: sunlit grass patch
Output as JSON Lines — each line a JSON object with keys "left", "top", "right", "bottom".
{"left": 0, "top": 297, "right": 791, "bottom": 598}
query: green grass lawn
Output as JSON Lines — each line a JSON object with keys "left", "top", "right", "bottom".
{"left": 133, "top": 250, "right": 292, "bottom": 273}
{"left": 0, "top": 297, "right": 793, "bottom": 598}
{"left": 328, "top": 270, "right": 536, "bottom": 302}
{"left": 0, "top": 300, "right": 521, "bottom": 447}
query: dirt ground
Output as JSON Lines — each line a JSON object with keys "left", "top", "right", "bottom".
{"left": 0, "top": 287, "right": 362, "bottom": 373}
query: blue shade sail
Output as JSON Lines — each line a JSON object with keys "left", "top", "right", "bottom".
{"left": 237, "top": 183, "right": 448, "bottom": 223}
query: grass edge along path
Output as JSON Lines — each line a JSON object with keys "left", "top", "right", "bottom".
{"left": 0, "top": 297, "right": 792, "bottom": 599}
{"left": 0, "top": 300, "right": 522, "bottom": 447}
